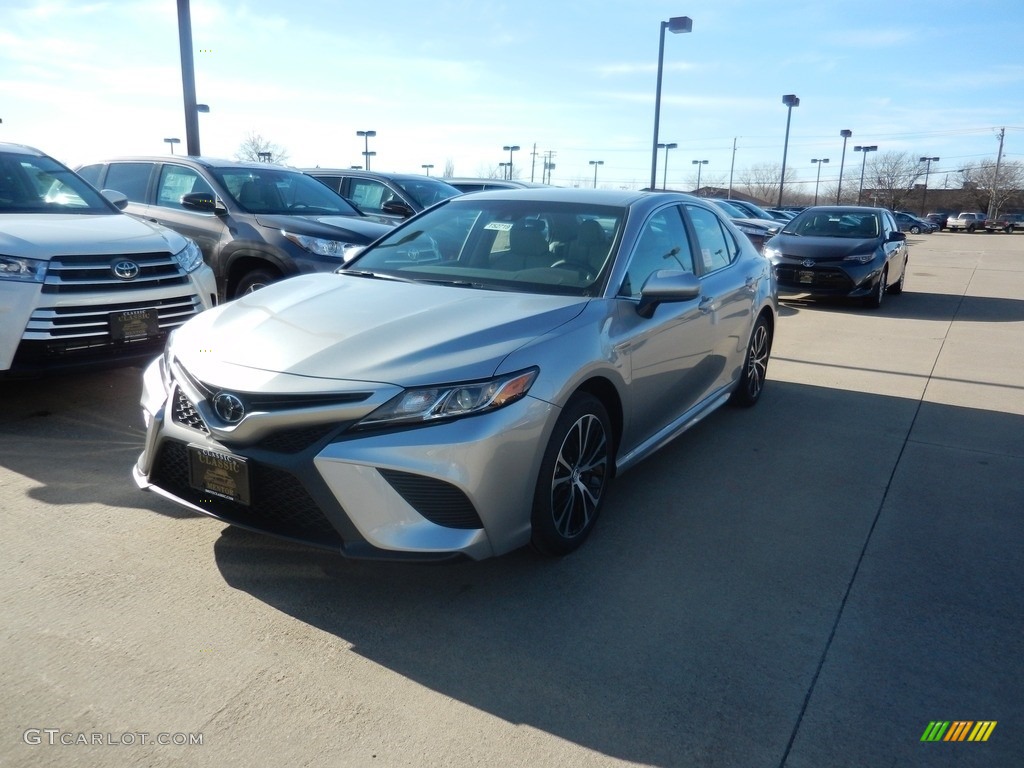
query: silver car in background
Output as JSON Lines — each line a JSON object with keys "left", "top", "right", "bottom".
{"left": 134, "top": 188, "right": 777, "bottom": 561}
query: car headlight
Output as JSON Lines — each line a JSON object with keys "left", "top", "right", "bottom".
{"left": 843, "top": 252, "right": 876, "bottom": 264}
{"left": 0, "top": 254, "right": 47, "bottom": 283}
{"left": 172, "top": 240, "right": 204, "bottom": 273}
{"left": 357, "top": 368, "right": 538, "bottom": 428}
{"left": 762, "top": 246, "right": 781, "bottom": 260}
{"left": 283, "top": 232, "right": 354, "bottom": 258}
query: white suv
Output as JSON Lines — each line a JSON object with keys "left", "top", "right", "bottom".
{"left": 0, "top": 142, "right": 217, "bottom": 376}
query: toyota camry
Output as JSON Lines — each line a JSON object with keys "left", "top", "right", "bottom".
{"left": 134, "top": 188, "right": 777, "bottom": 561}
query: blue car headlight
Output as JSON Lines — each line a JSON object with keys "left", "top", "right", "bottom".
{"left": 172, "top": 240, "right": 204, "bottom": 273}
{"left": 843, "top": 252, "right": 876, "bottom": 264}
{"left": 357, "top": 368, "right": 538, "bottom": 428}
{"left": 0, "top": 254, "right": 47, "bottom": 283}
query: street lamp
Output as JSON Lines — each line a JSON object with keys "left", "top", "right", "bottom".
{"left": 357, "top": 130, "right": 376, "bottom": 170}
{"left": 589, "top": 160, "right": 604, "bottom": 188}
{"left": 836, "top": 129, "right": 852, "bottom": 204}
{"left": 163, "top": 137, "right": 181, "bottom": 155}
{"left": 811, "top": 158, "right": 829, "bottom": 205}
{"left": 855, "top": 145, "right": 878, "bottom": 205}
{"left": 919, "top": 156, "right": 939, "bottom": 215}
{"left": 257, "top": 151, "right": 272, "bottom": 163}
{"left": 502, "top": 145, "right": 520, "bottom": 179}
{"left": 421, "top": 164, "right": 434, "bottom": 176}
{"left": 498, "top": 162, "right": 510, "bottom": 179}
{"left": 777, "top": 94, "right": 800, "bottom": 207}
{"left": 691, "top": 159, "right": 708, "bottom": 194}
{"left": 649, "top": 15, "right": 693, "bottom": 190}
{"left": 657, "top": 142, "right": 678, "bottom": 189}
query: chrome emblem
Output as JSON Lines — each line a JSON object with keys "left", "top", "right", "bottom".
{"left": 112, "top": 260, "right": 140, "bottom": 280}
{"left": 801, "top": 259, "right": 815, "bottom": 268}
{"left": 213, "top": 392, "right": 245, "bottom": 423}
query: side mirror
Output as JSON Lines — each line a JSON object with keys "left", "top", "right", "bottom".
{"left": 381, "top": 199, "right": 415, "bottom": 218}
{"left": 100, "top": 189, "right": 129, "bottom": 210}
{"left": 636, "top": 270, "right": 701, "bottom": 318}
{"left": 887, "top": 230, "right": 907, "bottom": 242}
{"left": 181, "top": 192, "right": 225, "bottom": 214}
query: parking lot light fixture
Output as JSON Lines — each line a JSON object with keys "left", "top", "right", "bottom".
{"left": 855, "top": 145, "right": 878, "bottom": 205}
{"left": 357, "top": 130, "right": 376, "bottom": 170}
{"left": 692, "top": 159, "right": 708, "bottom": 194}
{"left": 777, "top": 94, "right": 800, "bottom": 207}
{"left": 589, "top": 160, "right": 604, "bottom": 188}
{"left": 836, "top": 129, "right": 852, "bottom": 204}
{"left": 257, "top": 151, "right": 272, "bottom": 163}
{"left": 811, "top": 158, "right": 829, "bottom": 205}
{"left": 919, "top": 156, "right": 939, "bottom": 215}
{"left": 163, "top": 137, "right": 181, "bottom": 155}
{"left": 650, "top": 15, "right": 693, "bottom": 190}
{"left": 503, "top": 145, "right": 521, "bottom": 179}
{"left": 657, "top": 142, "right": 678, "bottom": 189}
{"left": 421, "top": 164, "right": 434, "bottom": 176}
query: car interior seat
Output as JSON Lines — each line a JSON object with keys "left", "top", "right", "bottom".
{"left": 493, "top": 220, "right": 552, "bottom": 271}
{"left": 564, "top": 219, "right": 610, "bottom": 275}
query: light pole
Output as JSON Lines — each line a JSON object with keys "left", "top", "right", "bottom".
{"left": 777, "top": 94, "right": 800, "bottom": 207}
{"left": 811, "top": 158, "right": 829, "bottom": 205}
{"left": 502, "top": 145, "right": 520, "bottom": 179}
{"left": 421, "top": 164, "right": 434, "bottom": 176}
{"left": 919, "top": 156, "right": 939, "bottom": 215}
{"left": 257, "top": 151, "right": 272, "bottom": 163}
{"left": 836, "top": 129, "right": 852, "bottom": 203}
{"left": 589, "top": 160, "right": 604, "bottom": 188}
{"left": 357, "top": 130, "right": 376, "bottom": 170}
{"left": 649, "top": 15, "right": 693, "bottom": 190}
{"left": 855, "top": 145, "right": 877, "bottom": 205}
{"left": 164, "top": 137, "right": 181, "bottom": 154}
{"left": 498, "top": 162, "right": 510, "bottom": 179}
{"left": 657, "top": 142, "right": 678, "bottom": 189}
{"left": 691, "top": 159, "right": 708, "bottom": 194}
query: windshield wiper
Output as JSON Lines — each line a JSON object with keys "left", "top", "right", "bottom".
{"left": 340, "top": 269, "right": 416, "bottom": 283}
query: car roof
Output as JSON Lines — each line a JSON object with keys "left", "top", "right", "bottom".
{"left": 443, "top": 187, "right": 698, "bottom": 208}
{"left": 301, "top": 168, "right": 456, "bottom": 184}
{"left": 0, "top": 142, "right": 47, "bottom": 157}
{"left": 446, "top": 177, "right": 553, "bottom": 188}
{"left": 83, "top": 155, "right": 293, "bottom": 172}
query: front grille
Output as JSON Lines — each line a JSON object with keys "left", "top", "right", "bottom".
{"left": 250, "top": 424, "right": 341, "bottom": 453}
{"left": 41, "top": 251, "right": 191, "bottom": 294}
{"left": 23, "top": 295, "right": 204, "bottom": 342}
{"left": 150, "top": 439, "right": 343, "bottom": 548}
{"left": 775, "top": 265, "right": 853, "bottom": 291}
{"left": 379, "top": 469, "right": 483, "bottom": 529}
{"left": 173, "top": 388, "right": 210, "bottom": 433}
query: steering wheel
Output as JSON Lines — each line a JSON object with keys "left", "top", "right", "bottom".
{"left": 550, "top": 259, "right": 596, "bottom": 281}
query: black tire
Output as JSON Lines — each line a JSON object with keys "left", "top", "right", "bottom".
{"left": 530, "top": 393, "right": 612, "bottom": 556}
{"left": 729, "top": 315, "right": 771, "bottom": 407}
{"left": 234, "top": 268, "right": 280, "bottom": 298}
{"left": 966, "top": 224, "right": 976, "bottom": 233}
{"left": 909, "top": 225, "right": 921, "bottom": 234}
{"left": 865, "top": 267, "right": 887, "bottom": 309}
{"left": 887, "top": 258, "right": 907, "bottom": 294}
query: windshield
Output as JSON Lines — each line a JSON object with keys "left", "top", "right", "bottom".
{"left": 392, "top": 177, "right": 461, "bottom": 209}
{"left": 785, "top": 209, "right": 881, "bottom": 238}
{"left": 212, "top": 168, "right": 363, "bottom": 216}
{"left": 0, "top": 151, "right": 116, "bottom": 214}
{"left": 347, "top": 198, "right": 625, "bottom": 297}
{"left": 709, "top": 199, "right": 748, "bottom": 218}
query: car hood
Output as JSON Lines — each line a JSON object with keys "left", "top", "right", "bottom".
{"left": 172, "top": 274, "right": 588, "bottom": 387}
{"left": 0, "top": 212, "right": 188, "bottom": 260}
{"left": 766, "top": 234, "right": 878, "bottom": 260}
{"left": 730, "top": 217, "right": 780, "bottom": 234}
{"left": 253, "top": 213, "right": 393, "bottom": 242}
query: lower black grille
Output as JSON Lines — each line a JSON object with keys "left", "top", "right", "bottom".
{"left": 776, "top": 265, "right": 853, "bottom": 291}
{"left": 150, "top": 440, "right": 343, "bottom": 548}
{"left": 379, "top": 469, "right": 483, "bottom": 529}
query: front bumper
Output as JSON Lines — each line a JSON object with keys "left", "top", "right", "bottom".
{"left": 134, "top": 356, "right": 557, "bottom": 561}
{"left": 770, "top": 258, "right": 883, "bottom": 299}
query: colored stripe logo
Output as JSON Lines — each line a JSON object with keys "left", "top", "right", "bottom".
{"left": 921, "top": 721, "right": 997, "bottom": 742}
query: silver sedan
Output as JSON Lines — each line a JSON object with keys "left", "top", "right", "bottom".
{"left": 134, "top": 188, "right": 777, "bottom": 561}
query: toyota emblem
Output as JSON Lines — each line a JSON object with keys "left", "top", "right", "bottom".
{"left": 112, "top": 260, "right": 140, "bottom": 280}
{"left": 801, "top": 259, "right": 815, "bottom": 268}
{"left": 213, "top": 392, "right": 246, "bottom": 423}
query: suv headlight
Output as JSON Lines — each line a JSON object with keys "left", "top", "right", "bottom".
{"left": 172, "top": 240, "right": 204, "bottom": 273}
{"left": 283, "top": 232, "right": 354, "bottom": 258}
{"left": 357, "top": 368, "right": 538, "bottom": 428}
{"left": 0, "top": 254, "right": 47, "bottom": 283}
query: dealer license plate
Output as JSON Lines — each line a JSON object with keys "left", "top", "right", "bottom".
{"left": 188, "top": 445, "right": 250, "bottom": 505}
{"left": 798, "top": 270, "right": 815, "bottom": 284}
{"left": 110, "top": 308, "right": 159, "bottom": 341}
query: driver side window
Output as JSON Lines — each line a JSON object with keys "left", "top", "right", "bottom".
{"left": 619, "top": 206, "right": 693, "bottom": 298}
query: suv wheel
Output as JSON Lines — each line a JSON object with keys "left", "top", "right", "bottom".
{"left": 234, "top": 268, "right": 280, "bottom": 297}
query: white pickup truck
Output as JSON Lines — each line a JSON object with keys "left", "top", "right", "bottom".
{"left": 946, "top": 212, "right": 993, "bottom": 233}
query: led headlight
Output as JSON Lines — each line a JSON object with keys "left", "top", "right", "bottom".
{"left": 172, "top": 240, "right": 204, "bottom": 273}
{"left": 843, "top": 252, "right": 875, "bottom": 264}
{"left": 283, "top": 232, "right": 354, "bottom": 258}
{"left": 0, "top": 254, "right": 47, "bottom": 283}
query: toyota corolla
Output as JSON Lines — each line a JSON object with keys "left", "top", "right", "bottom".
{"left": 134, "top": 188, "right": 777, "bottom": 561}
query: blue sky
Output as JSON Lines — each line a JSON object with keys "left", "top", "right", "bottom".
{"left": 2, "top": 0, "right": 1021, "bottom": 192}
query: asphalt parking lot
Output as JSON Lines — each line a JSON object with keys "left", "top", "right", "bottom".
{"left": 2, "top": 231, "right": 1021, "bottom": 768}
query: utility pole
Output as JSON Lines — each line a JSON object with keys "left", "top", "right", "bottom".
{"left": 728, "top": 137, "right": 737, "bottom": 199}
{"left": 530, "top": 143, "right": 537, "bottom": 182}
{"left": 987, "top": 127, "right": 1005, "bottom": 219}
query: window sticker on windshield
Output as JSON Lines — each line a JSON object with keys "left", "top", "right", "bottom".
{"left": 702, "top": 249, "right": 714, "bottom": 269}
{"left": 484, "top": 222, "right": 513, "bottom": 231}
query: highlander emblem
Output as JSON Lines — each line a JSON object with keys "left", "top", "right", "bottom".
{"left": 213, "top": 392, "right": 245, "bottom": 423}
{"left": 801, "top": 259, "right": 815, "bottom": 268}
{"left": 112, "top": 260, "right": 140, "bottom": 280}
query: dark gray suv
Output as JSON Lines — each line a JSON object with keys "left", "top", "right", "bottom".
{"left": 77, "top": 157, "right": 392, "bottom": 298}
{"left": 302, "top": 169, "right": 460, "bottom": 223}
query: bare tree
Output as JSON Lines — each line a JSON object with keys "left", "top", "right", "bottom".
{"left": 235, "top": 132, "right": 290, "bottom": 164}
{"left": 737, "top": 163, "right": 783, "bottom": 205}
{"left": 442, "top": 159, "right": 456, "bottom": 178}
{"left": 863, "top": 151, "right": 922, "bottom": 210}
{"left": 959, "top": 159, "right": 1024, "bottom": 215}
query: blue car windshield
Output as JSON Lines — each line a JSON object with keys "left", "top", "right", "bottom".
{"left": 786, "top": 210, "right": 880, "bottom": 238}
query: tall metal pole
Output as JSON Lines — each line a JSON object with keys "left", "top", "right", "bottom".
{"left": 649, "top": 17, "right": 692, "bottom": 191}
{"left": 728, "top": 137, "right": 737, "bottom": 199}
{"left": 777, "top": 94, "right": 799, "bottom": 207}
{"left": 836, "top": 129, "right": 852, "bottom": 204}
{"left": 919, "top": 156, "right": 938, "bottom": 215}
{"left": 812, "top": 158, "right": 828, "bottom": 205}
{"left": 177, "top": 0, "right": 201, "bottom": 156}
{"left": 987, "top": 128, "right": 1006, "bottom": 219}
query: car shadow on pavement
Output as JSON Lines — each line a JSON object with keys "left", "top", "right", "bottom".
{"left": 210, "top": 380, "right": 1024, "bottom": 767}
{"left": 779, "top": 292, "right": 1024, "bottom": 323}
